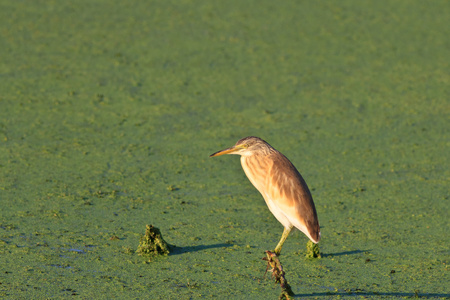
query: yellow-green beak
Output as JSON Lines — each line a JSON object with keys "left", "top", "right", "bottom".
{"left": 209, "top": 146, "right": 240, "bottom": 157}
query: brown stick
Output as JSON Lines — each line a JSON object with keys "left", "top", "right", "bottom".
{"left": 263, "top": 251, "right": 294, "bottom": 299}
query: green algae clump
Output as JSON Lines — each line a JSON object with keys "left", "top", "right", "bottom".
{"left": 137, "top": 225, "right": 171, "bottom": 257}
{"left": 306, "top": 240, "right": 321, "bottom": 258}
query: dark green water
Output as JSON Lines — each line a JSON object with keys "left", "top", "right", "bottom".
{"left": 0, "top": 1, "right": 448, "bottom": 299}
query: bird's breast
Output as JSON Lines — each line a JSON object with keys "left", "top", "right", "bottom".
{"left": 240, "top": 155, "right": 272, "bottom": 196}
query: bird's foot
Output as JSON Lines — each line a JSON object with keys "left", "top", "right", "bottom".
{"left": 262, "top": 250, "right": 294, "bottom": 299}
{"left": 263, "top": 251, "right": 279, "bottom": 277}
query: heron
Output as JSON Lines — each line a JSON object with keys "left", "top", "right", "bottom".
{"left": 210, "top": 136, "right": 320, "bottom": 256}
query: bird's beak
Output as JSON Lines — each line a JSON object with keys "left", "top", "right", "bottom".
{"left": 209, "top": 145, "right": 240, "bottom": 157}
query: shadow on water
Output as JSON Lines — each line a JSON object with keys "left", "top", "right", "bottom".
{"left": 292, "top": 292, "right": 450, "bottom": 298}
{"left": 322, "top": 250, "right": 370, "bottom": 257}
{"left": 169, "top": 243, "right": 232, "bottom": 255}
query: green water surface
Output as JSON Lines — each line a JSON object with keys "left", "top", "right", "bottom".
{"left": 0, "top": 1, "right": 448, "bottom": 299}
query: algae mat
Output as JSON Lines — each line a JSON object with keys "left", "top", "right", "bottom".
{"left": 0, "top": 1, "right": 448, "bottom": 299}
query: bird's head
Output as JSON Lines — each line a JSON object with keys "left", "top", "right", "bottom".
{"left": 210, "top": 136, "right": 273, "bottom": 157}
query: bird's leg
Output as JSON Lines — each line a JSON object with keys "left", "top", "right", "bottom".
{"left": 274, "top": 226, "right": 292, "bottom": 256}
{"left": 263, "top": 227, "right": 295, "bottom": 299}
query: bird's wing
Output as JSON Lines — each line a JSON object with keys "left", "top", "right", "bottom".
{"left": 266, "top": 152, "right": 320, "bottom": 243}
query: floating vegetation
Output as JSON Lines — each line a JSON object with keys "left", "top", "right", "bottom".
{"left": 306, "top": 240, "right": 321, "bottom": 258}
{"left": 137, "top": 225, "right": 171, "bottom": 257}
{"left": 109, "top": 235, "right": 120, "bottom": 241}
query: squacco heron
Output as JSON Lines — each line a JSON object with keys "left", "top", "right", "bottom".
{"left": 210, "top": 136, "right": 320, "bottom": 256}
